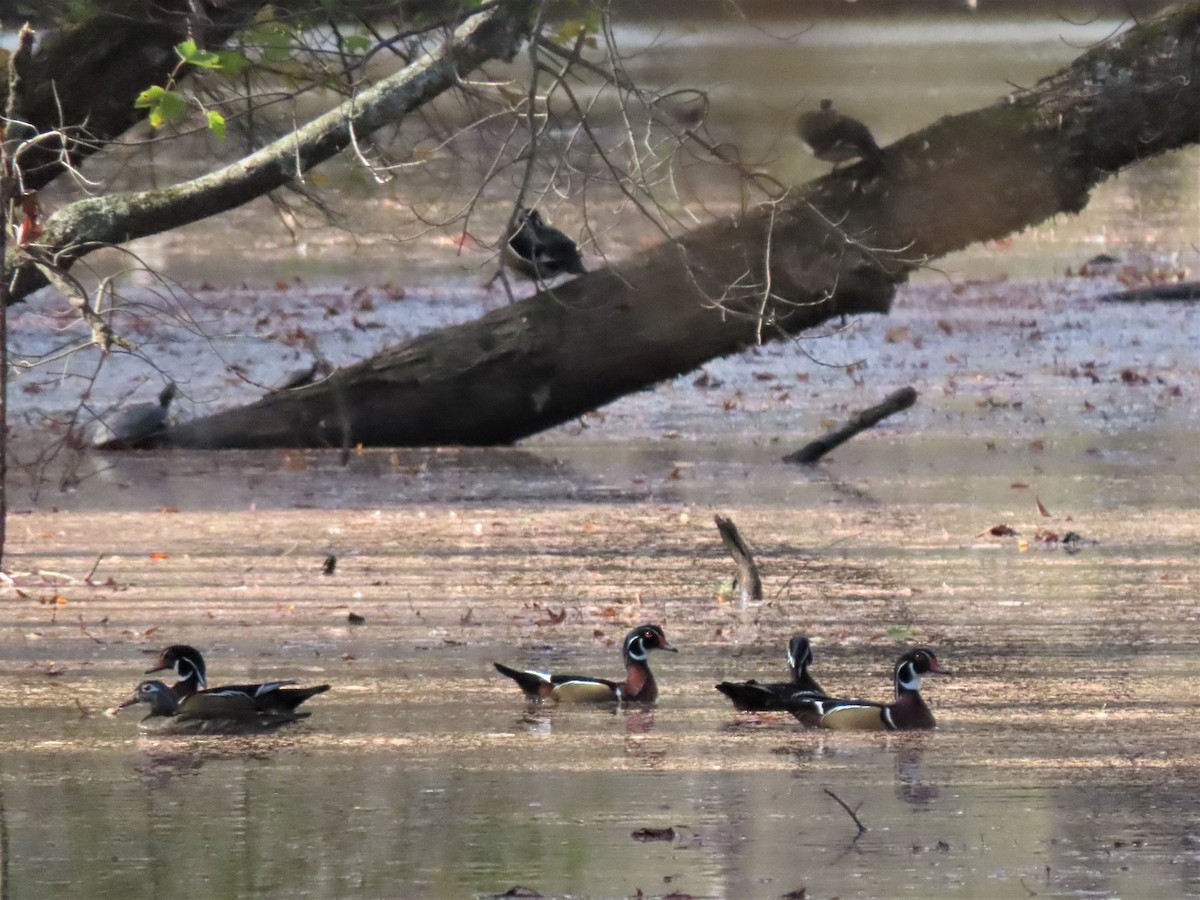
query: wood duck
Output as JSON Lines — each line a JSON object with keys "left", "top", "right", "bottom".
{"left": 494, "top": 624, "right": 677, "bottom": 703}
{"left": 796, "top": 99, "right": 883, "bottom": 171}
{"left": 716, "top": 635, "right": 827, "bottom": 711}
{"left": 145, "top": 645, "right": 330, "bottom": 714}
{"left": 789, "top": 648, "right": 948, "bottom": 731}
{"left": 714, "top": 514, "right": 763, "bottom": 604}
{"left": 117, "top": 680, "right": 311, "bottom": 735}
{"left": 503, "top": 207, "right": 587, "bottom": 281}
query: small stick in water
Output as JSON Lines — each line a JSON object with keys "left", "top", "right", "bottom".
{"left": 784, "top": 386, "right": 917, "bottom": 465}
{"left": 714, "top": 515, "right": 763, "bottom": 605}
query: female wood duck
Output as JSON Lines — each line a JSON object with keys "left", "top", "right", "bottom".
{"left": 716, "top": 635, "right": 827, "bottom": 711}
{"left": 118, "top": 680, "right": 311, "bottom": 735}
{"left": 789, "top": 648, "right": 948, "bottom": 731}
{"left": 504, "top": 207, "right": 587, "bottom": 281}
{"left": 796, "top": 99, "right": 884, "bottom": 171}
{"left": 145, "top": 645, "right": 330, "bottom": 713}
{"left": 494, "top": 624, "right": 677, "bottom": 703}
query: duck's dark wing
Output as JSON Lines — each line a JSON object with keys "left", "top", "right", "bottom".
{"left": 716, "top": 680, "right": 825, "bottom": 712}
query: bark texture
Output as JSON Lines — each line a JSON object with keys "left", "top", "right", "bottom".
{"left": 155, "top": 5, "right": 1200, "bottom": 449}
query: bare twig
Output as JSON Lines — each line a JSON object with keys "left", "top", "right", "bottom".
{"left": 823, "top": 787, "right": 867, "bottom": 840}
{"left": 83, "top": 553, "right": 105, "bottom": 585}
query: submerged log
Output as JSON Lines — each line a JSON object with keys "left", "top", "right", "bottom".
{"left": 783, "top": 387, "right": 918, "bottom": 465}
{"left": 714, "top": 515, "right": 763, "bottom": 606}
{"left": 154, "top": 5, "right": 1200, "bottom": 449}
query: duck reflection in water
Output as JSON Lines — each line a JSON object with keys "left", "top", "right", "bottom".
{"left": 894, "top": 741, "right": 940, "bottom": 806}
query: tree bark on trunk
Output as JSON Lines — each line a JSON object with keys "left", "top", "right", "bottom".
{"left": 155, "top": 5, "right": 1200, "bottom": 449}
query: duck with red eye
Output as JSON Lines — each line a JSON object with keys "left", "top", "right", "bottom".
{"left": 789, "top": 648, "right": 949, "bottom": 731}
{"left": 494, "top": 624, "right": 677, "bottom": 703}
{"left": 716, "top": 636, "right": 827, "bottom": 711}
{"left": 145, "top": 645, "right": 330, "bottom": 714}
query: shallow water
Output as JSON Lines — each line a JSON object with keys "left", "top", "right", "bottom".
{"left": 3, "top": 450, "right": 1200, "bottom": 898}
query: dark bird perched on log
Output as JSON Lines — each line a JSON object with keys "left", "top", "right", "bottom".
{"left": 503, "top": 207, "right": 587, "bottom": 282}
{"left": 714, "top": 514, "right": 763, "bottom": 604}
{"left": 716, "top": 635, "right": 827, "bottom": 711}
{"left": 90, "top": 382, "right": 176, "bottom": 449}
{"left": 796, "top": 98, "right": 883, "bottom": 171}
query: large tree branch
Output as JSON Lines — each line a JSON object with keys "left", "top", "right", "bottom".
{"left": 10, "top": 1, "right": 275, "bottom": 192}
{"left": 154, "top": 3, "right": 1200, "bottom": 449}
{"left": 9, "top": 0, "right": 537, "bottom": 302}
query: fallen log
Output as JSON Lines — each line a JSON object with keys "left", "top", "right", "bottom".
{"left": 152, "top": 5, "right": 1200, "bottom": 449}
{"left": 1098, "top": 283, "right": 1200, "bottom": 303}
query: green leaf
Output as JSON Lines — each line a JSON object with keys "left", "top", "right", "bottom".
{"left": 133, "top": 85, "right": 166, "bottom": 109}
{"left": 248, "top": 23, "right": 294, "bottom": 63}
{"left": 343, "top": 35, "right": 371, "bottom": 54}
{"left": 135, "top": 86, "right": 187, "bottom": 128}
{"left": 177, "top": 39, "right": 223, "bottom": 69}
{"left": 206, "top": 110, "right": 227, "bottom": 141}
{"left": 216, "top": 50, "right": 251, "bottom": 79}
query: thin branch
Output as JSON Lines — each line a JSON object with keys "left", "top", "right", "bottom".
{"left": 823, "top": 787, "right": 868, "bottom": 840}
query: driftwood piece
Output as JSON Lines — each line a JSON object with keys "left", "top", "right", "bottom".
{"left": 714, "top": 515, "right": 763, "bottom": 605}
{"left": 783, "top": 387, "right": 917, "bottom": 465}
{"left": 1097, "top": 282, "right": 1200, "bottom": 303}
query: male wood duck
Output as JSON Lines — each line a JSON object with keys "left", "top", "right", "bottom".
{"left": 117, "top": 680, "right": 311, "bottom": 735}
{"left": 796, "top": 99, "right": 884, "bottom": 171}
{"left": 494, "top": 624, "right": 677, "bottom": 703}
{"left": 145, "top": 645, "right": 330, "bottom": 713}
{"left": 716, "top": 635, "right": 827, "bottom": 711}
{"left": 714, "top": 514, "right": 763, "bottom": 604}
{"left": 789, "top": 648, "right": 948, "bottom": 731}
{"left": 504, "top": 207, "right": 587, "bottom": 281}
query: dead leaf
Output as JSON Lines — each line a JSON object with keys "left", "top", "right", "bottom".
{"left": 1036, "top": 496, "right": 1051, "bottom": 517}
{"left": 631, "top": 826, "right": 676, "bottom": 842}
{"left": 978, "top": 524, "right": 1018, "bottom": 538}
